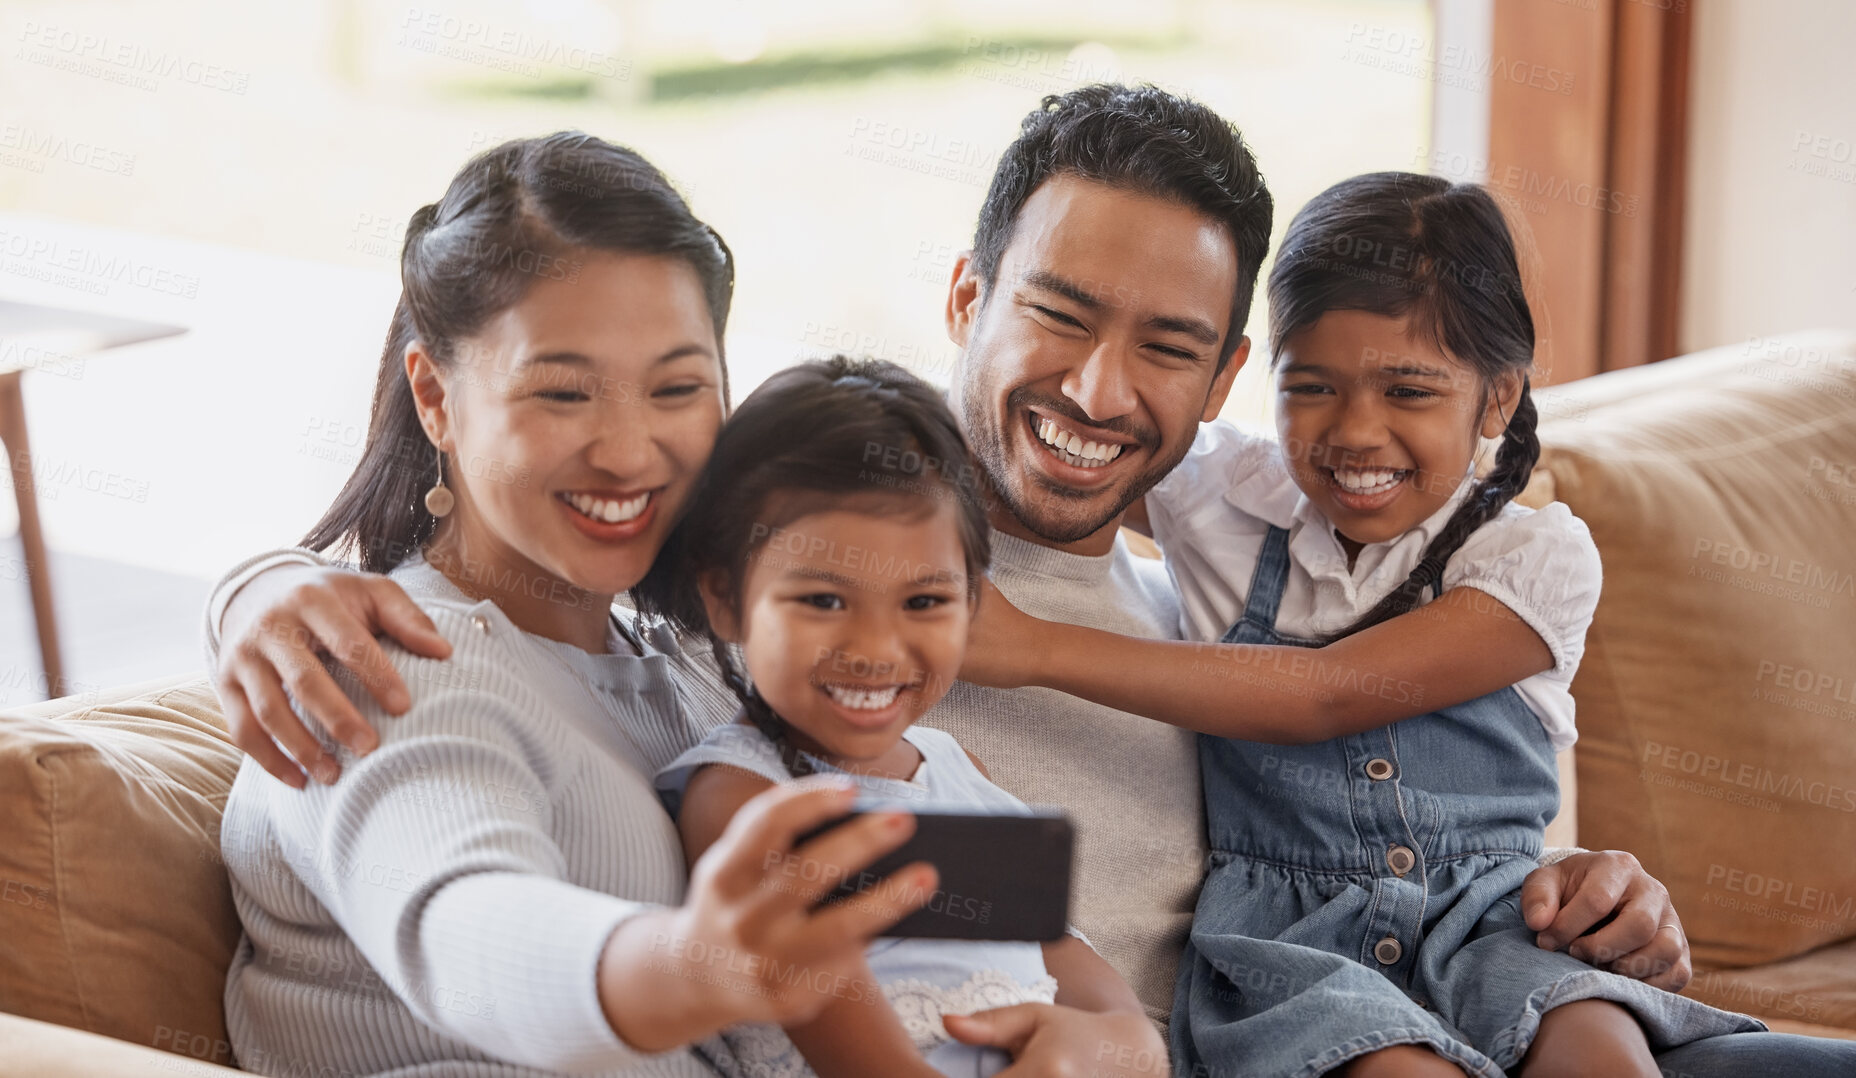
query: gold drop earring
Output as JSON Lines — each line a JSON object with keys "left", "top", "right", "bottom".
{"left": 424, "top": 444, "right": 455, "bottom": 518}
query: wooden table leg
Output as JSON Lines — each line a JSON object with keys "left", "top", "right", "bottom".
{"left": 0, "top": 370, "right": 64, "bottom": 699}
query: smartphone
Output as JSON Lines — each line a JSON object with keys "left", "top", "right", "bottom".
{"left": 793, "top": 805, "right": 1074, "bottom": 941}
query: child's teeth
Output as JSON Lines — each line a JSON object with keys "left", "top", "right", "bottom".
{"left": 1333, "top": 469, "right": 1405, "bottom": 494}
{"left": 825, "top": 684, "right": 901, "bottom": 710}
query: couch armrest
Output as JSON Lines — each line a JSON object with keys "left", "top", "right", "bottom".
{"left": 0, "top": 1012, "right": 243, "bottom": 1075}
{"left": 7, "top": 672, "right": 208, "bottom": 722}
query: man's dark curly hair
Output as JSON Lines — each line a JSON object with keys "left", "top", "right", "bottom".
{"left": 969, "top": 83, "right": 1274, "bottom": 370}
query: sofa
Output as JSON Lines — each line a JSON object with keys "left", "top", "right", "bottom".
{"left": 3, "top": 330, "right": 1853, "bottom": 1074}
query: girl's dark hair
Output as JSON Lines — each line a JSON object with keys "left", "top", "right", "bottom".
{"left": 302, "top": 131, "right": 735, "bottom": 570}
{"left": 635, "top": 356, "right": 992, "bottom": 777}
{"left": 1267, "top": 171, "right": 1539, "bottom": 638}
{"left": 972, "top": 83, "right": 1273, "bottom": 369}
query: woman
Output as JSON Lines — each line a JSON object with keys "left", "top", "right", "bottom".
{"left": 213, "top": 132, "right": 1166, "bottom": 1077}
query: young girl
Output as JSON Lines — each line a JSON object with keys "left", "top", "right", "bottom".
{"left": 639, "top": 357, "right": 1155, "bottom": 1078}
{"left": 962, "top": 173, "right": 1765, "bottom": 1077}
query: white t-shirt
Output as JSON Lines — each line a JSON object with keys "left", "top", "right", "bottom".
{"left": 1146, "top": 420, "right": 1602, "bottom": 752}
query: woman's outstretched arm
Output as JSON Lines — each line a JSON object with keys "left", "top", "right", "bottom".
{"left": 234, "top": 605, "right": 933, "bottom": 1071}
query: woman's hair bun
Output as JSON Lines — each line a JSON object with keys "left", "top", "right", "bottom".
{"left": 407, "top": 202, "right": 442, "bottom": 237}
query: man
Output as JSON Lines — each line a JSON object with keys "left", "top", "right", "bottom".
{"left": 212, "top": 86, "right": 1715, "bottom": 1074}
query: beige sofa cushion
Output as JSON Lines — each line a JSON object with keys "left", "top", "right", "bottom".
{"left": 1684, "top": 938, "right": 1856, "bottom": 1037}
{"left": 1528, "top": 331, "right": 1856, "bottom": 971}
{"left": 0, "top": 1011, "right": 245, "bottom": 1077}
{"left": 0, "top": 676, "right": 243, "bottom": 1066}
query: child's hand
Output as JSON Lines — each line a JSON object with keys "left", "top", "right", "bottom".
{"left": 957, "top": 577, "right": 1041, "bottom": 689}
{"left": 943, "top": 1003, "right": 1167, "bottom": 1076}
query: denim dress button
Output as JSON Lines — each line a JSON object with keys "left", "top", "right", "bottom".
{"left": 1386, "top": 845, "right": 1416, "bottom": 876}
{"left": 1364, "top": 758, "right": 1394, "bottom": 780}
{"left": 1373, "top": 936, "right": 1403, "bottom": 964}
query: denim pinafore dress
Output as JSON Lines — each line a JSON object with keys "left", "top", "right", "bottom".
{"left": 1170, "top": 527, "right": 1762, "bottom": 1078}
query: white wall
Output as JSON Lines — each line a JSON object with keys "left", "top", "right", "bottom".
{"left": 1681, "top": 0, "right": 1856, "bottom": 353}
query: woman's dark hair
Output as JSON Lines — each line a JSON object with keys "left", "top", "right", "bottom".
{"left": 971, "top": 82, "right": 1273, "bottom": 369}
{"left": 302, "top": 131, "right": 735, "bottom": 570}
{"left": 635, "top": 356, "right": 991, "bottom": 777}
{"left": 1266, "top": 171, "right": 1539, "bottom": 639}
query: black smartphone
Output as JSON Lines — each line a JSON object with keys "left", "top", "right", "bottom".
{"left": 793, "top": 805, "right": 1074, "bottom": 941}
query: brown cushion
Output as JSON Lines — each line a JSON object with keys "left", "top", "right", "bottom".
{"left": 1686, "top": 938, "right": 1856, "bottom": 1035}
{"left": 0, "top": 677, "right": 243, "bottom": 1066}
{"left": 1531, "top": 331, "right": 1856, "bottom": 970}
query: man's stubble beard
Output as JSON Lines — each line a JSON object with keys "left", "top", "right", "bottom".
{"left": 958, "top": 354, "right": 1191, "bottom": 547}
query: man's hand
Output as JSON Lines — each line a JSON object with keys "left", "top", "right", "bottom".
{"left": 1522, "top": 850, "right": 1691, "bottom": 991}
{"left": 214, "top": 563, "right": 451, "bottom": 787}
{"left": 943, "top": 1003, "right": 1167, "bottom": 1077}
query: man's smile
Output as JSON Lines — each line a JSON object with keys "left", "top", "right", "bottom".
{"left": 1022, "top": 407, "right": 1143, "bottom": 484}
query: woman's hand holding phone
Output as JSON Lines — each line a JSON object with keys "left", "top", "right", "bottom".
{"left": 597, "top": 779, "right": 938, "bottom": 1052}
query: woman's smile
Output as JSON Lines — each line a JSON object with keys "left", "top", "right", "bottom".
{"left": 555, "top": 488, "right": 660, "bottom": 541}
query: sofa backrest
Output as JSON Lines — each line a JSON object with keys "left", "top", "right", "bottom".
{"left": 0, "top": 675, "right": 242, "bottom": 1066}
{"left": 1527, "top": 330, "right": 1856, "bottom": 970}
